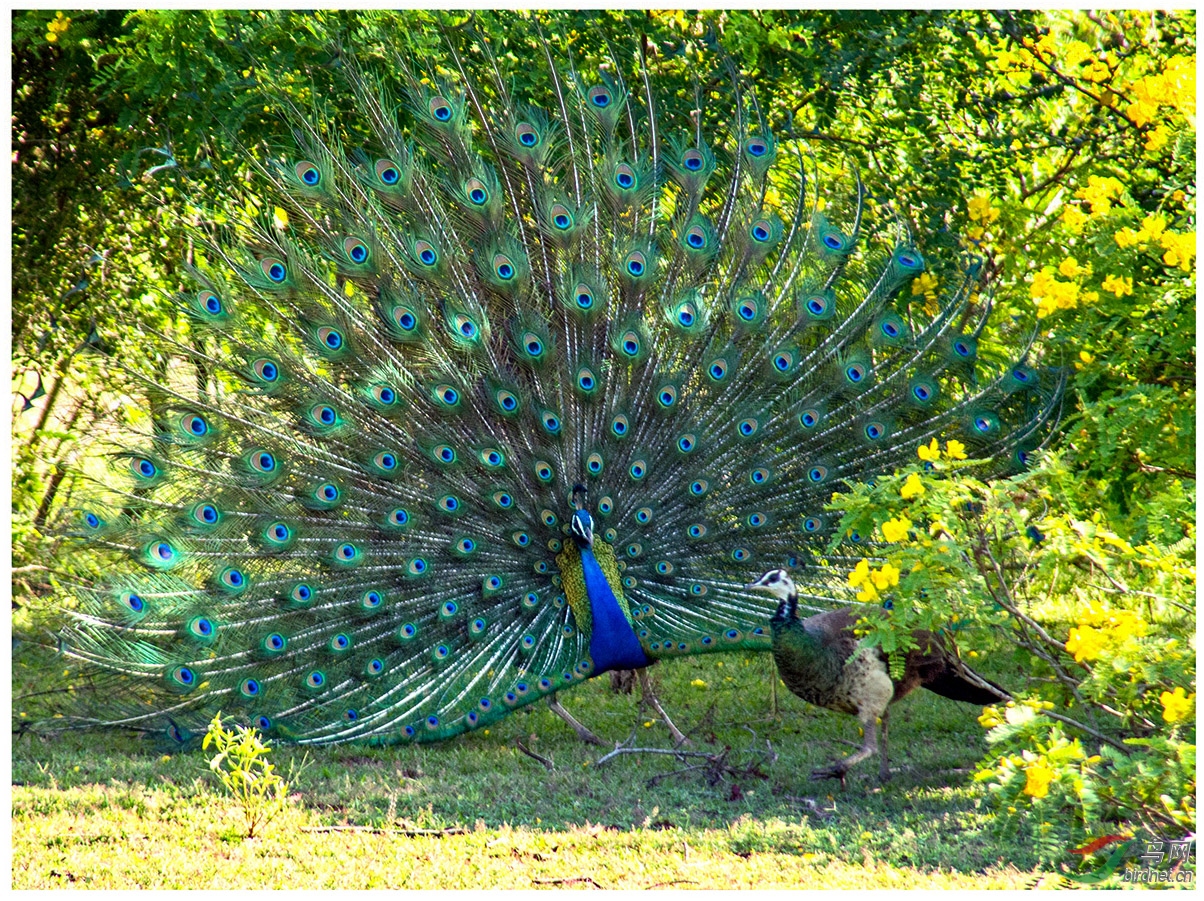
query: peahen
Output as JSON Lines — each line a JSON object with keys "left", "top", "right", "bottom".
{"left": 748, "top": 569, "right": 1012, "bottom": 785}
{"left": 55, "top": 33, "right": 1059, "bottom": 749}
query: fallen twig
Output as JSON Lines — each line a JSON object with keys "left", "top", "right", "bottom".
{"left": 515, "top": 736, "right": 554, "bottom": 770}
{"left": 532, "top": 877, "right": 604, "bottom": 889}
{"left": 304, "top": 825, "right": 468, "bottom": 836}
{"left": 596, "top": 744, "right": 719, "bottom": 766}
{"left": 783, "top": 795, "right": 836, "bottom": 822}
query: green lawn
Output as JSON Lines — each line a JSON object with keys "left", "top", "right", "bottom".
{"left": 15, "top": 651, "right": 1067, "bottom": 889}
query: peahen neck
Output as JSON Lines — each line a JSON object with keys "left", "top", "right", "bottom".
{"left": 579, "top": 546, "right": 651, "bottom": 674}
{"left": 769, "top": 590, "right": 842, "bottom": 690}
{"left": 769, "top": 590, "right": 799, "bottom": 627}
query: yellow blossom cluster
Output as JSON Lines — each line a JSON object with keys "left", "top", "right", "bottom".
{"left": 978, "top": 706, "right": 1003, "bottom": 728}
{"left": 1061, "top": 205, "right": 1088, "bottom": 234}
{"left": 45, "top": 12, "right": 71, "bottom": 43}
{"left": 1058, "top": 256, "right": 1092, "bottom": 279}
{"left": 910, "top": 272, "right": 939, "bottom": 316}
{"left": 1023, "top": 759, "right": 1055, "bottom": 799}
{"left": 847, "top": 559, "right": 900, "bottom": 602}
{"left": 1064, "top": 603, "right": 1148, "bottom": 663}
{"left": 1124, "top": 54, "right": 1196, "bottom": 128}
{"left": 1075, "top": 175, "right": 1125, "bottom": 215}
{"left": 900, "top": 472, "right": 925, "bottom": 499}
{"left": 1031, "top": 264, "right": 1099, "bottom": 319}
{"left": 1101, "top": 274, "right": 1133, "bottom": 297}
{"left": 881, "top": 516, "right": 912, "bottom": 543}
{"left": 968, "top": 195, "right": 1001, "bottom": 225}
{"left": 1160, "top": 686, "right": 1194, "bottom": 724}
{"left": 917, "top": 438, "right": 968, "bottom": 463}
{"left": 1114, "top": 213, "right": 1196, "bottom": 273}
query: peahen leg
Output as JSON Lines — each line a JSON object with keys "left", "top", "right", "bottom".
{"left": 546, "top": 694, "right": 607, "bottom": 747}
{"left": 810, "top": 708, "right": 882, "bottom": 788}
{"left": 878, "top": 709, "right": 891, "bottom": 782}
{"left": 637, "top": 668, "right": 690, "bottom": 747}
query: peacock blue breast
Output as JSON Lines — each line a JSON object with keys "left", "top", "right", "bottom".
{"left": 580, "top": 547, "right": 651, "bottom": 673}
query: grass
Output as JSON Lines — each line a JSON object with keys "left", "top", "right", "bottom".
{"left": 14, "top": 650, "right": 1072, "bottom": 889}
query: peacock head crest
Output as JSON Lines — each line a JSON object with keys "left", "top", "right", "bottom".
{"left": 570, "top": 483, "right": 594, "bottom": 549}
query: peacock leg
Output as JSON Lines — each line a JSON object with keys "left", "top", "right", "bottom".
{"left": 546, "top": 694, "right": 607, "bottom": 746}
{"left": 878, "top": 709, "right": 891, "bottom": 782}
{"left": 809, "top": 708, "right": 881, "bottom": 787}
{"left": 636, "top": 668, "right": 690, "bottom": 746}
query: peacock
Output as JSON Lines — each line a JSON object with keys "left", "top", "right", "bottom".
{"left": 54, "top": 31, "right": 1061, "bottom": 749}
{"left": 747, "top": 569, "right": 1012, "bottom": 785}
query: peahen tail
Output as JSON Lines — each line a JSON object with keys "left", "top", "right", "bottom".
{"left": 924, "top": 665, "right": 1012, "bottom": 706}
{"left": 52, "top": 26, "right": 1061, "bottom": 746}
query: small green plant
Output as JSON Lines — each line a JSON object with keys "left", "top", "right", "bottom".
{"left": 203, "top": 713, "right": 291, "bottom": 839}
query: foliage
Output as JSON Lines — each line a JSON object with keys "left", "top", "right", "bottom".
{"left": 832, "top": 441, "right": 1195, "bottom": 867}
{"left": 202, "top": 713, "right": 293, "bottom": 839}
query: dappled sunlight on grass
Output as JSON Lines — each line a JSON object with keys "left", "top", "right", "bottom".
{"left": 14, "top": 651, "right": 1059, "bottom": 888}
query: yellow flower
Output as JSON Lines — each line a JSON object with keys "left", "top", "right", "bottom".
{"left": 1065, "top": 625, "right": 1107, "bottom": 662}
{"left": 1145, "top": 124, "right": 1170, "bottom": 152}
{"left": 1074, "top": 175, "right": 1124, "bottom": 213}
{"left": 967, "top": 195, "right": 1000, "bottom": 225}
{"left": 870, "top": 563, "right": 900, "bottom": 591}
{"left": 1101, "top": 274, "right": 1133, "bottom": 297}
{"left": 945, "top": 439, "right": 967, "bottom": 460}
{"left": 1058, "top": 256, "right": 1092, "bottom": 279}
{"left": 881, "top": 516, "right": 912, "bottom": 543}
{"left": 1160, "top": 687, "right": 1194, "bottom": 723}
{"left": 1082, "top": 60, "right": 1112, "bottom": 83}
{"left": 900, "top": 473, "right": 925, "bottom": 499}
{"left": 978, "top": 706, "right": 1003, "bottom": 728}
{"left": 1062, "top": 40, "right": 1092, "bottom": 68}
{"left": 46, "top": 12, "right": 71, "bottom": 42}
{"left": 1023, "top": 760, "right": 1055, "bottom": 798}
{"left": 1114, "top": 226, "right": 1141, "bottom": 248}
{"left": 1109, "top": 610, "right": 1148, "bottom": 642}
{"left": 1139, "top": 213, "right": 1168, "bottom": 242}
{"left": 690, "top": 678, "right": 707, "bottom": 689}
{"left": 917, "top": 438, "right": 941, "bottom": 462}
{"left": 848, "top": 558, "right": 871, "bottom": 588}
{"left": 1031, "top": 267, "right": 1081, "bottom": 318}
{"left": 1160, "top": 231, "right": 1196, "bottom": 272}
{"left": 848, "top": 559, "right": 881, "bottom": 601}
{"left": 1061, "top": 205, "right": 1088, "bottom": 233}
{"left": 911, "top": 271, "right": 939, "bottom": 304}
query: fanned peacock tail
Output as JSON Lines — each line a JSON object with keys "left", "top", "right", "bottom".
{"left": 57, "top": 32, "right": 1062, "bottom": 746}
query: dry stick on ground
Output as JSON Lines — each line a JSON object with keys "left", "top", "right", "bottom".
{"left": 782, "top": 795, "right": 836, "bottom": 821}
{"left": 532, "top": 877, "right": 604, "bottom": 889}
{"left": 597, "top": 728, "right": 776, "bottom": 788}
{"left": 304, "top": 825, "right": 469, "bottom": 836}
{"left": 514, "top": 736, "right": 554, "bottom": 771}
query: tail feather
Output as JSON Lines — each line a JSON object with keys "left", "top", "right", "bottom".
{"left": 924, "top": 663, "right": 1011, "bottom": 706}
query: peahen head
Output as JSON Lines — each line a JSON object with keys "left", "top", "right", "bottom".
{"left": 746, "top": 569, "right": 798, "bottom": 622}
{"left": 570, "top": 483, "right": 594, "bottom": 549}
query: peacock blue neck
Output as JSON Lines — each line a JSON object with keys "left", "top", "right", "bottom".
{"left": 579, "top": 547, "right": 651, "bottom": 673}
